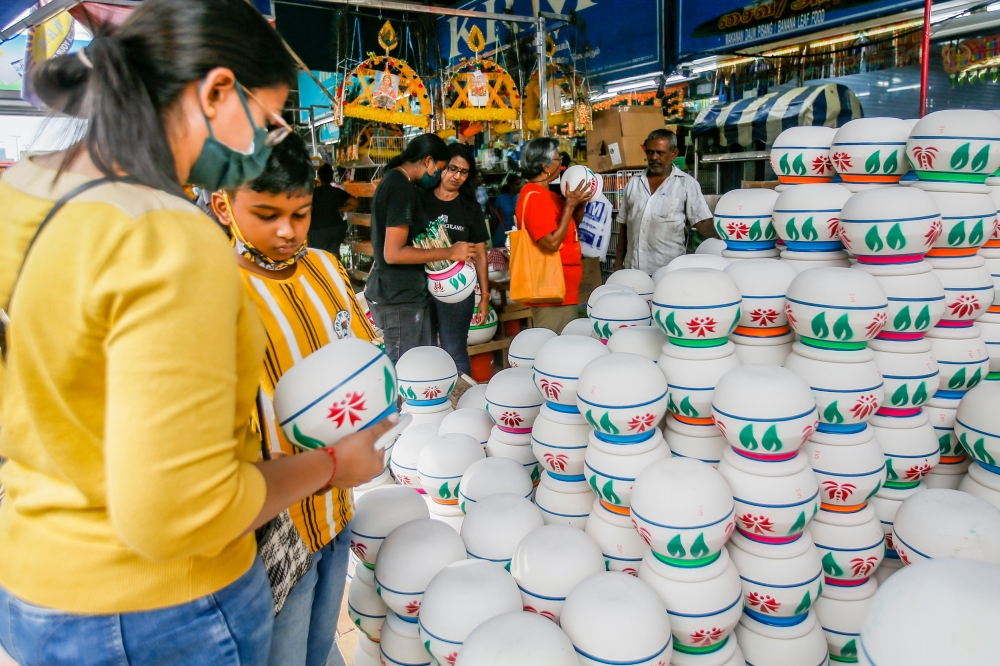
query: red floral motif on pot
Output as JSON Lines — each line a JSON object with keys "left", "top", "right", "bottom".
{"left": 628, "top": 413, "right": 657, "bottom": 432}
{"left": 750, "top": 308, "right": 778, "bottom": 326}
{"left": 784, "top": 303, "right": 798, "bottom": 326}
{"left": 633, "top": 520, "right": 653, "bottom": 547}
{"left": 904, "top": 463, "right": 932, "bottom": 480}
{"left": 839, "top": 227, "right": 853, "bottom": 251}
{"left": 714, "top": 419, "right": 728, "bottom": 437}
{"left": 866, "top": 313, "right": 888, "bottom": 338}
{"left": 739, "top": 513, "right": 774, "bottom": 534}
{"left": 925, "top": 219, "right": 943, "bottom": 247}
{"left": 328, "top": 392, "right": 367, "bottom": 427}
{"left": 724, "top": 520, "right": 735, "bottom": 539}
{"left": 850, "top": 395, "right": 879, "bottom": 420}
{"left": 831, "top": 152, "right": 852, "bottom": 172}
{"left": 538, "top": 378, "right": 562, "bottom": 401}
{"left": 801, "top": 421, "right": 818, "bottom": 445}
{"left": 622, "top": 567, "right": 638, "bottom": 577}
{"left": 911, "top": 146, "right": 938, "bottom": 169}
{"left": 747, "top": 592, "right": 780, "bottom": 613}
{"left": 423, "top": 386, "right": 442, "bottom": 400}
{"left": 687, "top": 317, "right": 717, "bottom": 337}
{"left": 828, "top": 217, "right": 841, "bottom": 239}
{"left": 543, "top": 453, "right": 569, "bottom": 472}
{"left": 726, "top": 222, "right": 750, "bottom": 240}
{"left": 394, "top": 473, "right": 412, "bottom": 486}
{"left": 898, "top": 549, "right": 912, "bottom": 565}
{"left": 499, "top": 411, "right": 524, "bottom": 428}
{"left": 350, "top": 541, "right": 367, "bottom": 560}
{"left": 432, "top": 281, "right": 444, "bottom": 293}
{"left": 948, "top": 294, "right": 980, "bottom": 319}
{"left": 812, "top": 155, "right": 833, "bottom": 174}
{"left": 886, "top": 533, "right": 895, "bottom": 551}
{"left": 444, "top": 653, "right": 458, "bottom": 666}
{"left": 523, "top": 606, "right": 557, "bottom": 621}
{"left": 690, "top": 627, "right": 724, "bottom": 646}
{"left": 851, "top": 556, "right": 880, "bottom": 577}
{"left": 822, "top": 480, "right": 857, "bottom": 502}
{"left": 405, "top": 600, "right": 421, "bottom": 615}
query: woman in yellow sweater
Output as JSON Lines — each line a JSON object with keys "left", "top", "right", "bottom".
{"left": 0, "top": 1, "right": 388, "bottom": 664}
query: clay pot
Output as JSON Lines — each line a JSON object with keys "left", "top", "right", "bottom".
{"left": 724, "top": 258, "right": 797, "bottom": 330}
{"left": 870, "top": 339, "right": 940, "bottom": 417}
{"left": 661, "top": 254, "right": 730, "bottom": 278}
{"left": 924, "top": 403, "right": 963, "bottom": 468}
{"left": 659, "top": 341, "right": 742, "bottom": 427}
{"left": 869, "top": 411, "right": 940, "bottom": 489}
{"left": 428, "top": 492, "right": 466, "bottom": 532}
{"left": 507, "top": 327, "right": 558, "bottom": 369}
{"left": 509, "top": 524, "right": 606, "bottom": 623}
{"left": 808, "top": 505, "right": 885, "bottom": 584}
{"left": 870, "top": 482, "right": 925, "bottom": 561}
{"left": 586, "top": 283, "right": 637, "bottom": 317}
{"left": 802, "top": 426, "right": 887, "bottom": 510}
{"left": 456, "top": 384, "right": 488, "bottom": 410}
{"left": 669, "top": 639, "right": 744, "bottom": 666}
{"left": 350, "top": 485, "right": 430, "bottom": 567}
{"left": 772, "top": 183, "right": 852, "bottom": 252}
{"left": 906, "top": 109, "right": 1000, "bottom": 191}
{"left": 576, "top": 353, "right": 668, "bottom": 441}
{"left": 607, "top": 268, "right": 656, "bottom": 301}
{"left": 532, "top": 335, "right": 609, "bottom": 410}
{"left": 892, "top": 488, "right": 1000, "bottom": 566}
{"left": 533, "top": 470, "right": 596, "bottom": 529}
{"left": 396, "top": 346, "right": 458, "bottom": 407}
{"left": 653, "top": 268, "right": 743, "bottom": 344}
{"left": 932, "top": 258, "right": 995, "bottom": 323}
{"left": 438, "top": 407, "right": 495, "bottom": 448}
{"left": 400, "top": 400, "right": 453, "bottom": 428}
{"left": 380, "top": 610, "right": 431, "bottom": 666}
{"left": 468, "top": 307, "right": 498, "bottom": 345}
{"left": 454, "top": 611, "right": 579, "bottom": 666}
{"left": 979, "top": 318, "right": 1000, "bottom": 380}
{"left": 352, "top": 633, "right": 381, "bottom": 666}
{"left": 783, "top": 346, "right": 885, "bottom": 433}
{"left": 838, "top": 187, "right": 941, "bottom": 266}
{"left": 924, "top": 191, "right": 996, "bottom": 265}
{"left": 461, "top": 493, "right": 544, "bottom": 569}
{"left": 561, "top": 317, "right": 599, "bottom": 337}
{"left": 417, "top": 434, "right": 486, "bottom": 506}
{"left": 960, "top": 463, "right": 1000, "bottom": 510}
{"left": 726, "top": 531, "right": 823, "bottom": 622}
{"left": 714, "top": 189, "right": 781, "bottom": 256}
{"left": 458, "top": 456, "right": 532, "bottom": 513}
{"left": 955, "top": 381, "right": 1000, "bottom": 469}
{"left": 585, "top": 499, "right": 646, "bottom": 575}
{"left": 734, "top": 610, "right": 829, "bottom": 666}
{"left": 831, "top": 117, "right": 912, "bottom": 185}
{"left": 663, "top": 416, "right": 728, "bottom": 467}
{"left": 348, "top": 563, "right": 387, "bottom": 642}
{"left": 584, "top": 428, "right": 671, "bottom": 509}
{"left": 485, "top": 368, "right": 544, "bottom": 434}
{"left": 560, "top": 572, "right": 674, "bottom": 666}
{"left": 389, "top": 423, "right": 439, "bottom": 490}
{"left": 770, "top": 126, "right": 837, "bottom": 185}
{"left": 925, "top": 325, "right": 990, "bottom": 407}
{"left": 852, "top": 262, "right": 945, "bottom": 342}
{"left": 426, "top": 261, "right": 478, "bottom": 303}
{"left": 813, "top": 577, "right": 876, "bottom": 664}
{"left": 780, "top": 249, "right": 851, "bottom": 273}
{"left": 590, "top": 291, "right": 652, "bottom": 342}
{"left": 730, "top": 332, "right": 795, "bottom": 366}
{"left": 785, "top": 267, "right": 889, "bottom": 351}
{"left": 695, "top": 238, "right": 729, "bottom": 257}
{"left": 531, "top": 406, "right": 591, "bottom": 476}
{"left": 607, "top": 325, "right": 669, "bottom": 361}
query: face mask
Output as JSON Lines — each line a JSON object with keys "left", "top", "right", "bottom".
{"left": 417, "top": 165, "right": 441, "bottom": 190}
{"left": 188, "top": 83, "right": 273, "bottom": 192}
{"left": 224, "top": 193, "right": 308, "bottom": 270}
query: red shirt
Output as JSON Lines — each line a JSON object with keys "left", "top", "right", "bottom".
{"left": 518, "top": 183, "right": 583, "bottom": 306}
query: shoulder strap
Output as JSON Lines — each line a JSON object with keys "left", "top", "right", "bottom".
{"left": 514, "top": 190, "right": 537, "bottom": 231}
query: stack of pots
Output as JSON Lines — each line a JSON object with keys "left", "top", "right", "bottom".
{"left": 397, "top": 346, "right": 459, "bottom": 428}
{"left": 957, "top": 382, "right": 1000, "bottom": 508}
{"left": 712, "top": 188, "right": 781, "bottom": 261}
{"left": 606, "top": 268, "right": 656, "bottom": 304}
{"left": 484, "top": 368, "right": 545, "bottom": 487}
{"left": 772, "top": 183, "right": 853, "bottom": 273}
{"left": 829, "top": 117, "right": 913, "bottom": 193}
{"left": 507, "top": 328, "right": 557, "bottom": 369}
{"left": 530, "top": 335, "right": 609, "bottom": 528}
{"left": 769, "top": 126, "right": 837, "bottom": 193}
{"left": 417, "top": 433, "right": 486, "bottom": 532}
{"left": 588, "top": 289, "right": 652, "bottom": 344}
{"left": 978, "top": 187, "right": 1000, "bottom": 383}
{"left": 723, "top": 258, "right": 798, "bottom": 366}
{"left": 652, "top": 268, "right": 743, "bottom": 469}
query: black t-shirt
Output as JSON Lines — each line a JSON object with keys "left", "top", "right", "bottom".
{"left": 422, "top": 191, "right": 490, "bottom": 245}
{"left": 311, "top": 185, "right": 351, "bottom": 233}
{"left": 366, "top": 168, "right": 429, "bottom": 306}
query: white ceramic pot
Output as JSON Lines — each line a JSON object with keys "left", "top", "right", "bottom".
{"left": 630, "top": 458, "right": 736, "bottom": 567}
{"left": 426, "top": 261, "right": 478, "bottom": 304}
{"left": 870, "top": 339, "right": 940, "bottom": 416}
{"left": 458, "top": 456, "right": 532, "bottom": 513}
{"left": 714, "top": 189, "right": 781, "bottom": 256}
{"left": 813, "top": 577, "right": 876, "bottom": 664}
{"left": 771, "top": 126, "right": 837, "bottom": 185}
{"left": 711, "top": 365, "right": 818, "bottom": 462}
{"left": 576, "top": 353, "right": 668, "bottom": 442}
{"left": 273, "top": 338, "right": 398, "bottom": 450}
{"left": 401, "top": 401, "right": 453, "bottom": 429}
{"left": 560, "top": 572, "right": 673, "bottom": 666}
{"left": 871, "top": 483, "right": 920, "bottom": 563}
{"left": 723, "top": 258, "right": 797, "bottom": 332}
{"left": 438, "top": 407, "right": 494, "bottom": 448}
{"left": 663, "top": 418, "right": 728, "bottom": 467}
{"left": 906, "top": 109, "right": 1000, "bottom": 191}
{"left": 586, "top": 283, "right": 636, "bottom": 317}
{"left": 734, "top": 610, "right": 829, "bottom": 666}
{"left": 730, "top": 334, "right": 795, "bottom": 366}
{"left": 808, "top": 505, "right": 885, "bottom": 584}
{"left": 669, "top": 639, "right": 744, "bottom": 666}
{"left": 926, "top": 326, "right": 990, "bottom": 406}
{"left": 468, "top": 307, "right": 498, "bottom": 345}
{"left": 802, "top": 426, "right": 887, "bottom": 510}
{"left": 533, "top": 470, "right": 596, "bottom": 529}
{"left": 851, "top": 262, "right": 945, "bottom": 342}
{"left": 662, "top": 254, "right": 730, "bottom": 277}
{"left": 397, "top": 346, "right": 459, "bottom": 407}
{"left": 389, "top": 423, "right": 439, "bottom": 490}
{"left": 924, "top": 191, "right": 996, "bottom": 265}
{"left": 589, "top": 291, "right": 652, "bottom": 342}
{"left": 461, "top": 493, "right": 544, "bottom": 569}
{"left": 607, "top": 268, "right": 656, "bottom": 301}
{"left": 870, "top": 412, "right": 940, "bottom": 489}
{"left": 659, "top": 342, "right": 742, "bottom": 427}
{"left": 456, "top": 384, "right": 487, "bottom": 410}
{"left": 979, "top": 318, "right": 1000, "bottom": 379}
{"left": 933, "top": 259, "right": 995, "bottom": 323}
{"left": 772, "top": 183, "right": 852, "bottom": 252}
{"left": 348, "top": 563, "right": 388, "bottom": 642}
{"left": 355, "top": 467, "right": 395, "bottom": 499}
{"left": 418, "top": 560, "right": 523, "bottom": 666}
{"left": 585, "top": 429, "right": 671, "bottom": 509}
{"left": 607, "top": 325, "right": 669, "bottom": 362}
{"left": 509, "top": 524, "right": 606, "bottom": 623}
{"left": 785, "top": 267, "right": 889, "bottom": 351}
{"left": 695, "top": 238, "right": 729, "bottom": 257}
{"left": 838, "top": 187, "right": 941, "bottom": 267}
{"left": 585, "top": 499, "right": 646, "bottom": 575}
{"left": 485, "top": 367, "right": 544, "bottom": 435}
{"left": 454, "top": 611, "right": 579, "bottom": 666}
{"left": 955, "top": 382, "right": 1000, "bottom": 469}
{"left": 350, "top": 485, "right": 430, "bottom": 567}
{"left": 726, "top": 531, "right": 823, "bottom": 621}
{"left": 638, "top": 547, "right": 743, "bottom": 658}
{"left": 784, "top": 346, "right": 885, "bottom": 432}
{"left": 531, "top": 407, "right": 590, "bottom": 476}
{"left": 485, "top": 428, "right": 541, "bottom": 487}
{"left": 653, "top": 268, "right": 743, "bottom": 344}
{"left": 507, "top": 327, "right": 558, "bottom": 368}
{"left": 831, "top": 117, "right": 912, "bottom": 185}
{"left": 872, "top": 556, "right": 904, "bottom": 584}
{"left": 780, "top": 249, "right": 852, "bottom": 273}
{"left": 718, "top": 448, "right": 820, "bottom": 543}
{"left": 353, "top": 633, "right": 382, "bottom": 666}
{"left": 892, "top": 488, "right": 1000, "bottom": 566}
{"left": 417, "top": 434, "right": 486, "bottom": 506}
{"left": 561, "top": 317, "right": 599, "bottom": 338}
{"left": 374, "top": 519, "right": 467, "bottom": 620}
{"left": 380, "top": 610, "right": 431, "bottom": 666}
{"left": 961, "top": 463, "right": 1000, "bottom": 510}
{"left": 561, "top": 164, "right": 603, "bottom": 198}
{"left": 531, "top": 335, "right": 609, "bottom": 410}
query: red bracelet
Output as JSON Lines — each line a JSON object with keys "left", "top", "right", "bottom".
{"left": 320, "top": 447, "right": 338, "bottom": 487}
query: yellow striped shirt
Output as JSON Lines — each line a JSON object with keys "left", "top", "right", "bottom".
{"left": 241, "top": 249, "right": 378, "bottom": 552}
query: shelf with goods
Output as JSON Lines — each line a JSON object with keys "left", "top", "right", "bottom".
{"left": 598, "top": 170, "right": 644, "bottom": 281}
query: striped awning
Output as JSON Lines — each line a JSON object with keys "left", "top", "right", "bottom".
{"left": 692, "top": 83, "right": 863, "bottom": 148}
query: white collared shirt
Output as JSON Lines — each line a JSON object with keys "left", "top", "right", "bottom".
{"left": 619, "top": 166, "right": 712, "bottom": 274}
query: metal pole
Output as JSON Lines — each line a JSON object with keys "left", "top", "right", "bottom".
{"left": 300, "top": 0, "right": 568, "bottom": 24}
{"left": 919, "top": 0, "right": 932, "bottom": 117}
{"left": 538, "top": 16, "right": 548, "bottom": 137}
{"left": 309, "top": 107, "right": 319, "bottom": 157}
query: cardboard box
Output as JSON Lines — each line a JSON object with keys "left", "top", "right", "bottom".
{"left": 587, "top": 106, "right": 666, "bottom": 173}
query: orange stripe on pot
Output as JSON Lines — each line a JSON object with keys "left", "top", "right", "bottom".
{"left": 432, "top": 498, "right": 459, "bottom": 506}
{"left": 926, "top": 247, "right": 980, "bottom": 258}
{"left": 600, "top": 500, "right": 631, "bottom": 516}
{"left": 733, "top": 325, "right": 791, "bottom": 338}
{"left": 839, "top": 174, "right": 901, "bottom": 183}
{"left": 672, "top": 413, "right": 716, "bottom": 426}
{"left": 820, "top": 501, "right": 868, "bottom": 513}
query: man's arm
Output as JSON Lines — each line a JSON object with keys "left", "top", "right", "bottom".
{"left": 686, "top": 177, "right": 717, "bottom": 240}
{"left": 695, "top": 218, "right": 718, "bottom": 239}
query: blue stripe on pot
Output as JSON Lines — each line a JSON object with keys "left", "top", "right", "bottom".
{"left": 630, "top": 505, "right": 735, "bottom": 531}
{"left": 712, "top": 406, "right": 817, "bottom": 423}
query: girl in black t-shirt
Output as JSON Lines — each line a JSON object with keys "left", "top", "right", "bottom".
{"left": 423, "top": 144, "right": 491, "bottom": 375}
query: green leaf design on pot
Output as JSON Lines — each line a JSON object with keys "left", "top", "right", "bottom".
{"left": 886, "top": 458, "right": 898, "bottom": 481}
{"left": 424, "top": 641, "right": 433, "bottom": 658}
{"left": 955, "top": 436, "right": 966, "bottom": 456}
{"left": 601, "top": 322, "right": 613, "bottom": 340}
{"left": 668, "top": 393, "right": 679, "bottom": 414}
{"left": 915, "top": 305, "right": 931, "bottom": 330}
{"left": 824, "top": 401, "right": 844, "bottom": 424}
{"left": 383, "top": 366, "right": 396, "bottom": 405}
{"left": 789, "top": 511, "right": 807, "bottom": 535}
{"left": 749, "top": 220, "right": 762, "bottom": 241}
{"left": 951, "top": 142, "right": 971, "bottom": 169}
{"left": 449, "top": 277, "right": 460, "bottom": 290}
{"left": 972, "top": 144, "right": 991, "bottom": 172}
{"left": 405, "top": 386, "right": 418, "bottom": 400}
{"left": 865, "top": 226, "right": 884, "bottom": 252}
{"left": 531, "top": 465, "right": 541, "bottom": 483}
{"left": 948, "top": 367, "right": 967, "bottom": 389}
{"left": 822, "top": 552, "right": 845, "bottom": 576}
{"left": 593, "top": 320, "right": 603, "bottom": 337}
{"left": 833, "top": 314, "right": 853, "bottom": 341}
{"left": 445, "top": 381, "right": 455, "bottom": 396}
{"left": 913, "top": 382, "right": 928, "bottom": 405}
{"left": 865, "top": 150, "right": 881, "bottom": 174}
{"left": 439, "top": 482, "right": 452, "bottom": 499}
{"left": 969, "top": 367, "right": 983, "bottom": 388}
{"left": 762, "top": 425, "right": 782, "bottom": 451}
{"left": 939, "top": 433, "right": 952, "bottom": 454}
{"left": 812, "top": 312, "right": 829, "bottom": 338}
{"left": 730, "top": 308, "right": 742, "bottom": 334}
{"left": 795, "top": 590, "right": 812, "bottom": 614}
{"left": 883, "top": 150, "right": 898, "bottom": 174}
{"left": 602, "top": 480, "right": 621, "bottom": 504}
{"left": 893, "top": 305, "right": 911, "bottom": 331}
{"left": 739, "top": 424, "right": 758, "bottom": 450}
{"left": 679, "top": 396, "right": 699, "bottom": 417}
{"left": 792, "top": 153, "right": 806, "bottom": 175}
{"left": 667, "top": 534, "right": 687, "bottom": 558}
{"left": 785, "top": 218, "right": 799, "bottom": 241}
{"left": 461, "top": 501, "right": 466, "bottom": 513}
{"left": 972, "top": 434, "right": 995, "bottom": 465}
{"left": 585, "top": 409, "right": 600, "bottom": 430}
{"left": 291, "top": 424, "right": 326, "bottom": 450}
{"left": 764, "top": 222, "right": 777, "bottom": 240}
{"left": 970, "top": 219, "right": 985, "bottom": 246}
{"left": 779, "top": 153, "right": 790, "bottom": 175}
{"left": 604, "top": 559, "right": 610, "bottom": 571}
{"left": 654, "top": 309, "right": 664, "bottom": 331}
{"left": 599, "top": 412, "right": 620, "bottom": 434}
{"left": 458, "top": 272, "right": 467, "bottom": 285}
{"left": 589, "top": 474, "right": 602, "bottom": 499}
{"left": 665, "top": 311, "right": 683, "bottom": 337}
{"left": 891, "top": 384, "right": 909, "bottom": 407}
{"left": 690, "top": 533, "right": 710, "bottom": 558}
{"left": 841, "top": 639, "right": 858, "bottom": 659}
{"left": 948, "top": 220, "right": 966, "bottom": 246}
{"left": 886, "top": 223, "right": 906, "bottom": 250}
{"left": 716, "top": 219, "right": 726, "bottom": 238}
{"left": 801, "top": 217, "right": 818, "bottom": 241}
{"left": 504, "top": 561, "right": 511, "bottom": 572}
{"left": 866, "top": 480, "right": 881, "bottom": 499}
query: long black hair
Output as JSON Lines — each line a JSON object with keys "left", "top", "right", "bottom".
{"left": 385, "top": 133, "right": 450, "bottom": 172}
{"left": 32, "top": 0, "right": 297, "bottom": 196}
{"left": 446, "top": 143, "right": 479, "bottom": 202}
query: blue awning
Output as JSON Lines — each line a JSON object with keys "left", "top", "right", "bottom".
{"left": 692, "top": 83, "right": 863, "bottom": 148}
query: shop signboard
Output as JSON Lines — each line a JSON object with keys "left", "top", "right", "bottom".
{"left": 678, "top": 0, "right": 922, "bottom": 57}
{"left": 437, "top": 0, "right": 663, "bottom": 81}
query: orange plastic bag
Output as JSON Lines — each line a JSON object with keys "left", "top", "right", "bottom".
{"left": 509, "top": 191, "right": 566, "bottom": 304}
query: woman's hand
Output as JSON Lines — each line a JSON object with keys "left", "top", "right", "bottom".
{"left": 564, "top": 179, "right": 593, "bottom": 210}
{"left": 472, "top": 297, "right": 491, "bottom": 326}
{"left": 448, "top": 241, "right": 476, "bottom": 263}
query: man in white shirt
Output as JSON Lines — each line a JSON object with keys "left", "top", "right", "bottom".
{"left": 614, "top": 129, "right": 716, "bottom": 274}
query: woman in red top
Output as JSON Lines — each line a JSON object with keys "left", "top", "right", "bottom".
{"left": 516, "top": 138, "right": 592, "bottom": 333}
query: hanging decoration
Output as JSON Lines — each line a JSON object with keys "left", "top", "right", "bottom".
{"left": 522, "top": 64, "right": 586, "bottom": 133}
{"left": 443, "top": 26, "right": 521, "bottom": 124}
{"left": 340, "top": 21, "right": 431, "bottom": 128}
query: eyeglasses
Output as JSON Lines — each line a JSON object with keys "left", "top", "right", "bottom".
{"left": 445, "top": 165, "right": 470, "bottom": 177}
{"left": 241, "top": 85, "right": 293, "bottom": 147}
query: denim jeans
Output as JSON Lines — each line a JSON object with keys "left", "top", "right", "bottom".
{"left": 268, "top": 524, "right": 352, "bottom": 666}
{"left": 368, "top": 301, "right": 433, "bottom": 364}
{"left": 0, "top": 557, "right": 273, "bottom": 666}
{"left": 431, "top": 295, "right": 475, "bottom": 376}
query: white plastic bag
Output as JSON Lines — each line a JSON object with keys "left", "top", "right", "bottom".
{"left": 578, "top": 194, "right": 613, "bottom": 260}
